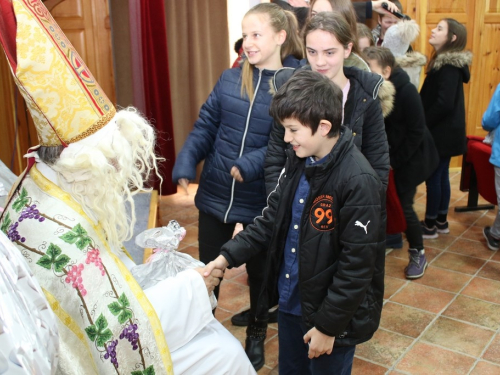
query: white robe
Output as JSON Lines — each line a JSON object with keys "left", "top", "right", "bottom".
{"left": 37, "top": 162, "right": 256, "bottom": 375}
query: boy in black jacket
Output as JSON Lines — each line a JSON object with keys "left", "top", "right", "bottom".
{"left": 204, "top": 70, "right": 384, "bottom": 374}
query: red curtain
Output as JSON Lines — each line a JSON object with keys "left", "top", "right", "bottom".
{"left": 140, "top": 0, "right": 176, "bottom": 195}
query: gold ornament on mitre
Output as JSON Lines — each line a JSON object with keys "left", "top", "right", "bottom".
{"left": 0, "top": 0, "right": 115, "bottom": 147}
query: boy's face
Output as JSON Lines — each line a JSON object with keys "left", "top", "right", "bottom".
{"left": 379, "top": 14, "right": 398, "bottom": 38}
{"left": 282, "top": 118, "right": 324, "bottom": 159}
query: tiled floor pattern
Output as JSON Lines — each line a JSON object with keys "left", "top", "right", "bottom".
{"left": 159, "top": 172, "right": 500, "bottom": 374}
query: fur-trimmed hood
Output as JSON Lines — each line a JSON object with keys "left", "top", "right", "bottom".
{"left": 396, "top": 51, "right": 427, "bottom": 68}
{"left": 431, "top": 50, "right": 472, "bottom": 83}
{"left": 433, "top": 50, "right": 472, "bottom": 70}
{"left": 378, "top": 79, "right": 395, "bottom": 118}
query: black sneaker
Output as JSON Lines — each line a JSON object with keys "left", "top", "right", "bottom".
{"left": 483, "top": 227, "right": 500, "bottom": 251}
{"left": 231, "top": 308, "right": 279, "bottom": 326}
{"left": 436, "top": 220, "right": 450, "bottom": 234}
{"left": 421, "top": 221, "right": 438, "bottom": 239}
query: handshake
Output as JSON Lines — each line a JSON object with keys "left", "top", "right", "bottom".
{"left": 195, "top": 255, "right": 230, "bottom": 295}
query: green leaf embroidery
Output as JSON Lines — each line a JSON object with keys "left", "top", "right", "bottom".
{"left": 1, "top": 212, "right": 11, "bottom": 234}
{"left": 108, "top": 293, "right": 132, "bottom": 323}
{"left": 96, "top": 328, "right": 113, "bottom": 347}
{"left": 12, "top": 188, "right": 29, "bottom": 212}
{"left": 117, "top": 309, "right": 132, "bottom": 324}
{"left": 85, "top": 314, "right": 113, "bottom": 348}
{"left": 108, "top": 302, "right": 122, "bottom": 316}
{"left": 73, "top": 223, "right": 88, "bottom": 236}
{"left": 53, "top": 254, "right": 71, "bottom": 272}
{"left": 95, "top": 314, "right": 108, "bottom": 332}
{"left": 35, "top": 244, "right": 70, "bottom": 272}
{"left": 46, "top": 243, "right": 62, "bottom": 259}
{"left": 60, "top": 231, "right": 78, "bottom": 244}
{"left": 75, "top": 236, "right": 92, "bottom": 250}
{"left": 85, "top": 325, "right": 98, "bottom": 341}
{"left": 36, "top": 255, "right": 53, "bottom": 270}
{"left": 118, "top": 293, "right": 130, "bottom": 308}
{"left": 60, "top": 224, "right": 92, "bottom": 250}
{"left": 130, "top": 366, "right": 155, "bottom": 375}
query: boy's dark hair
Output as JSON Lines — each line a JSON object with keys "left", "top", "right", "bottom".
{"left": 234, "top": 38, "right": 243, "bottom": 54}
{"left": 270, "top": 70, "right": 343, "bottom": 138}
{"left": 363, "top": 46, "right": 397, "bottom": 71}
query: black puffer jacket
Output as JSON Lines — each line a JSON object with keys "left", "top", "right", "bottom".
{"left": 264, "top": 65, "right": 390, "bottom": 195}
{"left": 386, "top": 67, "right": 439, "bottom": 193}
{"left": 420, "top": 51, "right": 472, "bottom": 158}
{"left": 221, "top": 128, "right": 384, "bottom": 346}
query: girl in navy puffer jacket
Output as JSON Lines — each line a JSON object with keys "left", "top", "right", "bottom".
{"left": 172, "top": 4, "right": 303, "bottom": 369}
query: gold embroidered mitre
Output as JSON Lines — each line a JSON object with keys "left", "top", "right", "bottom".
{"left": 0, "top": 0, "right": 115, "bottom": 146}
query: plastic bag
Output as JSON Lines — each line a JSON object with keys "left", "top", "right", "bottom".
{"left": 131, "top": 220, "right": 217, "bottom": 309}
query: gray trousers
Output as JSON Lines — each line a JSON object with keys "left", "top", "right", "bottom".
{"left": 491, "top": 166, "right": 500, "bottom": 238}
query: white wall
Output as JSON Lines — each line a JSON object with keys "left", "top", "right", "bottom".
{"left": 227, "top": 0, "right": 269, "bottom": 65}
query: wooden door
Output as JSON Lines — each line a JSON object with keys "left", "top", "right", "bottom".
{"left": 0, "top": 0, "right": 114, "bottom": 175}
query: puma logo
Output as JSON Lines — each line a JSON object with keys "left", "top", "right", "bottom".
{"left": 355, "top": 220, "right": 370, "bottom": 234}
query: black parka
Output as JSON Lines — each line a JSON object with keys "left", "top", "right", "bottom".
{"left": 385, "top": 67, "right": 439, "bottom": 192}
{"left": 221, "top": 128, "right": 385, "bottom": 346}
{"left": 419, "top": 51, "right": 472, "bottom": 158}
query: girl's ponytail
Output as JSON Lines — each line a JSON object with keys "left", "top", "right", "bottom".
{"left": 281, "top": 10, "right": 305, "bottom": 61}
{"left": 240, "top": 59, "right": 254, "bottom": 101}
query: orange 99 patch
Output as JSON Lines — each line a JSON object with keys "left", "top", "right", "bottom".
{"left": 310, "top": 194, "right": 336, "bottom": 232}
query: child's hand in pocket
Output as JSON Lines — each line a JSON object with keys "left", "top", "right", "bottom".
{"left": 303, "top": 327, "right": 335, "bottom": 359}
{"left": 230, "top": 166, "right": 244, "bottom": 182}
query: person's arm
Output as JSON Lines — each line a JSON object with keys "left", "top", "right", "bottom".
{"left": 422, "top": 66, "right": 462, "bottom": 130}
{"left": 313, "top": 172, "right": 382, "bottom": 337}
{"left": 233, "top": 147, "right": 267, "bottom": 183}
{"left": 143, "top": 269, "right": 218, "bottom": 352}
{"left": 171, "top": 73, "right": 224, "bottom": 184}
{"left": 482, "top": 84, "right": 500, "bottom": 131}
{"left": 360, "top": 100, "right": 390, "bottom": 188}
{"left": 353, "top": 1, "right": 400, "bottom": 22}
{"left": 264, "top": 121, "right": 287, "bottom": 195}
{"left": 219, "top": 166, "right": 285, "bottom": 267}
{"left": 204, "top": 165, "right": 285, "bottom": 275}
{"left": 389, "top": 84, "right": 426, "bottom": 169}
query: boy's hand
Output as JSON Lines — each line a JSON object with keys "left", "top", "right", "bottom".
{"left": 230, "top": 166, "right": 244, "bottom": 183}
{"left": 194, "top": 267, "right": 223, "bottom": 295}
{"left": 178, "top": 178, "right": 190, "bottom": 194}
{"left": 203, "top": 255, "right": 229, "bottom": 277}
{"left": 303, "top": 327, "right": 335, "bottom": 359}
{"left": 232, "top": 223, "right": 244, "bottom": 238}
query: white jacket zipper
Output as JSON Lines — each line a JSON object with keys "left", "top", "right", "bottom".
{"left": 224, "top": 69, "right": 263, "bottom": 223}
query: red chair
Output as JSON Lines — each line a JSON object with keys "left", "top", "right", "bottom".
{"left": 455, "top": 135, "right": 496, "bottom": 212}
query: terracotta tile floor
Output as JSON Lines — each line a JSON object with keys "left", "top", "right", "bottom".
{"left": 159, "top": 172, "right": 500, "bottom": 374}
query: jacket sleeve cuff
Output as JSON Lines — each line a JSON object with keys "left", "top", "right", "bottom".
{"left": 366, "top": 1, "right": 373, "bottom": 19}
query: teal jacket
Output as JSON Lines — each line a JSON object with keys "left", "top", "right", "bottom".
{"left": 483, "top": 84, "right": 500, "bottom": 167}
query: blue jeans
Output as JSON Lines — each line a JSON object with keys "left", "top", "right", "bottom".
{"left": 425, "top": 157, "right": 451, "bottom": 220}
{"left": 278, "top": 312, "right": 355, "bottom": 375}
